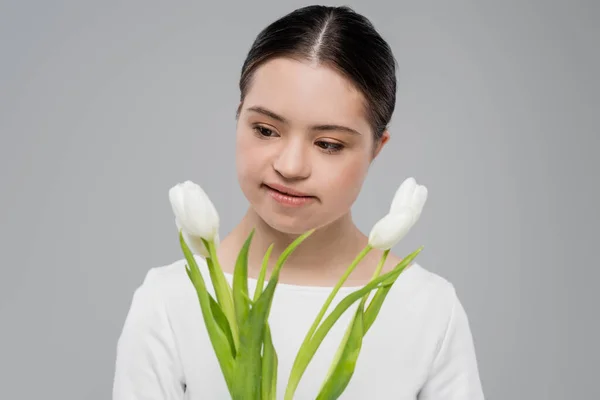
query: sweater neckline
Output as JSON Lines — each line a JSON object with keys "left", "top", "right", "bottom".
{"left": 221, "top": 262, "right": 420, "bottom": 294}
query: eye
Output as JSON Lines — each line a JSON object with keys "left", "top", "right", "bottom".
{"left": 316, "top": 140, "right": 344, "bottom": 154}
{"left": 252, "top": 125, "right": 279, "bottom": 138}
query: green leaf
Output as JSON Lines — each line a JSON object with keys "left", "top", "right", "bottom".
{"left": 364, "top": 281, "right": 394, "bottom": 333}
{"left": 235, "top": 229, "right": 315, "bottom": 400}
{"left": 204, "top": 240, "right": 239, "bottom": 351}
{"left": 312, "top": 247, "right": 421, "bottom": 351}
{"left": 317, "top": 306, "right": 354, "bottom": 393}
{"left": 233, "top": 229, "right": 255, "bottom": 329}
{"left": 307, "top": 246, "right": 372, "bottom": 337}
{"left": 261, "top": 322, "right": 278, "bottom": 400}
{"left": 284, "top": 244, "right": 372, "bottom": 399}
{"left": 284, "top": 246, "right": 423, "bottom": 400}
{"left": 180, "top": 232, "right": 235, "bottom": 394}
{"left": 232, "top": 298, "right": 266, "bottom": 398}
{"left": 316, "top": 299, "right": 365, "bottom": 400}
{"left": 260, "top": 229, "right": 315, "bottom": 321}
{"left": 254, "top": 243, "right": 274, "bottom": 303}
{"left": 241, "top": 290, "right": 253, "bottom": 305}
{"left": 209, "top": 294, "right": 236, "bottom": 359}
{"left": 318, "top": 249, "right": 390, "bottom": 396}
{"left": 362, "top": 248, "right": 392, "bottom": 333}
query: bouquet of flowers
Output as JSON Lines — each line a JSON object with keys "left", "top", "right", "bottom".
{"left": 169, "top": 177, "right": 428, "bottom": 399}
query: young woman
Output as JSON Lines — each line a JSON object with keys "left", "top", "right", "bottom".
{"left": 113, "top": 5, "right": 485, "bottom": 399}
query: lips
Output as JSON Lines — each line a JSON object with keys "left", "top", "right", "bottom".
{"left": 264, "top": 183, "right": 313, "bottom": 198}
{"left": 264, "top": 183, "right": 316, "bottom": 207}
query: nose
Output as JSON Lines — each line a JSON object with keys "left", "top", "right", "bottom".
{"left": 272, "top": 137, "right": 311, "bottom": 180}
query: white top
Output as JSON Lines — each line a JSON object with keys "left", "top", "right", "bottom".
{"left": 112, "top": 257, "right": 485, "bottom": 399}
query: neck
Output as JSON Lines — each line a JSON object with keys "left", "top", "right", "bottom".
{"left": 220, "top": 207, "right": 368, "bottom": 280}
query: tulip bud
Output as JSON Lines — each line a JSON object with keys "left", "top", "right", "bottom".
{"left": 169, "top": 180, "right": 220, "bottom": 257}
{"left": 174, "top": 218, "right": 221, "bottom": 258}
{"left": 368, "top": 177, "right": 428, "bottom": 250}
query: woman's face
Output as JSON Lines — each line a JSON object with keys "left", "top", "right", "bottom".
{"left": 235, "top": 57, "right": 388, "bottom": 234}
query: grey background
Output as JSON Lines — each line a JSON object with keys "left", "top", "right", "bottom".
{"left": 1, "top": 1, "right": 598, "bottom": 399}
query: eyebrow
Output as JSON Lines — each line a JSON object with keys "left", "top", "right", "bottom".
{"left": 246, "top": 105, "right": 362, "bottom": 136}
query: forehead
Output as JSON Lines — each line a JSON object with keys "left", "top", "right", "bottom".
{"left": 243, "top": 58, "right": 370, "bottom": 133}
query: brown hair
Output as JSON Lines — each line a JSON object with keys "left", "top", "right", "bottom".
{"left": 236, "top": 5, "right": 398, "bottom": 141}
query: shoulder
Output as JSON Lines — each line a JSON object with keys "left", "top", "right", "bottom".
{"left": 141, "top": 257, "right": 195, "bottom": 289}
{"left": 135, "top": 256, "right": 211, "bottom": 306}
{"left": 381, "top": 249, "right": 458, "bottom": 302}
{"left": 376, "top": 261, "right": 474, "bottom": 362}
{"left": 379, "top": 251, "right": 456, "bottom": 296}
{"left": 407, "top": 261, "right": 458, "bottom": 300}
{"left": 382, "top": 258, "right": 463, "bottom": 328}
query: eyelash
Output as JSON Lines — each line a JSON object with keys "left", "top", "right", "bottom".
{"left": 315, "top": 141, "right": 344, "bottom": 154}
{"left": 253, "top": 125, "right": 277, "bottom": 138}
{"left": 252, "top": 125, "right": 345, "bottom": 154}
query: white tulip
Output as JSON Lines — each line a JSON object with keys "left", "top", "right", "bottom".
{"left": 368, "top": 177, "right": 428, "bottom": 250}
{"left": 174, "top": 218, "right": 221, "bottom": 258}
{"left": 169, "top": 180, "right": 220, "bottom": 257}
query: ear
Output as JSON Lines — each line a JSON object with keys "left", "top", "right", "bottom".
{"left": 372, "top": 130, "right": 391, "bottom": 159}
{"left": 235, "top": 101, "right": 244, "bottom": 120}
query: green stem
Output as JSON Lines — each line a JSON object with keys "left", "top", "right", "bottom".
{"left": 364, "top": 249, "right": 390, "bottom": 305}
{"left": 284, "top": 244, "right": 372, "bottom": 399}
{"left": 310, "top": 245, "right": 372, "bottom": 343}
{"left": 316, "top": 248, "right": 389, "bottom": 394}
{"left": 206, "top": 240, "right": 239, "bottom": 351}
{"left": 180, "top": 233, "right": 236, "bottom": 391}
{"left": 286, "top": 247, "right": 423, "bottom": 400}
{"left": 372, "top": 249, "right": 389, "bottom": 279}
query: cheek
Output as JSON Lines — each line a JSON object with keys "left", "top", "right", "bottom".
{"left": 235, "top": 130, "right": 266, "bottom": 185}
{"left": 321, "top": 156, "right": 369, "bottom": 204}
{"left": 235, "top": 131, "right": 252, "bottom": 180}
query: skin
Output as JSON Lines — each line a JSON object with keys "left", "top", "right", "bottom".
{"left": 217, "top": 57, "right": 404, "bottom": 287}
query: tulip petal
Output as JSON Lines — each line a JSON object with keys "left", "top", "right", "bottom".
{"left": 368, "top": 212, "right": 414, "bottom": 250}
{"left": 169, "top": 180, "right": 220, "bottom": 241}
{"left": 186, "top": 232, "right": 210, "bottom": 258}
{"left": 169, "top": 186, "right": 186, "bottom": 223}
{"left": 390, "top": 177, "right": 416, "bottom": 214}
{"left": 412, "top": 185, "right": 428, "bottom": 218}
{"left": 183, "top": 190, "right": 211, "bottom": 238}
{"left": 176, "top": 218, "right": 210, "bottom": 258}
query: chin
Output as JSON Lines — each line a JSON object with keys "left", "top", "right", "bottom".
{"left": 259, "top": 210, "right": 317, "bottom": 235}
